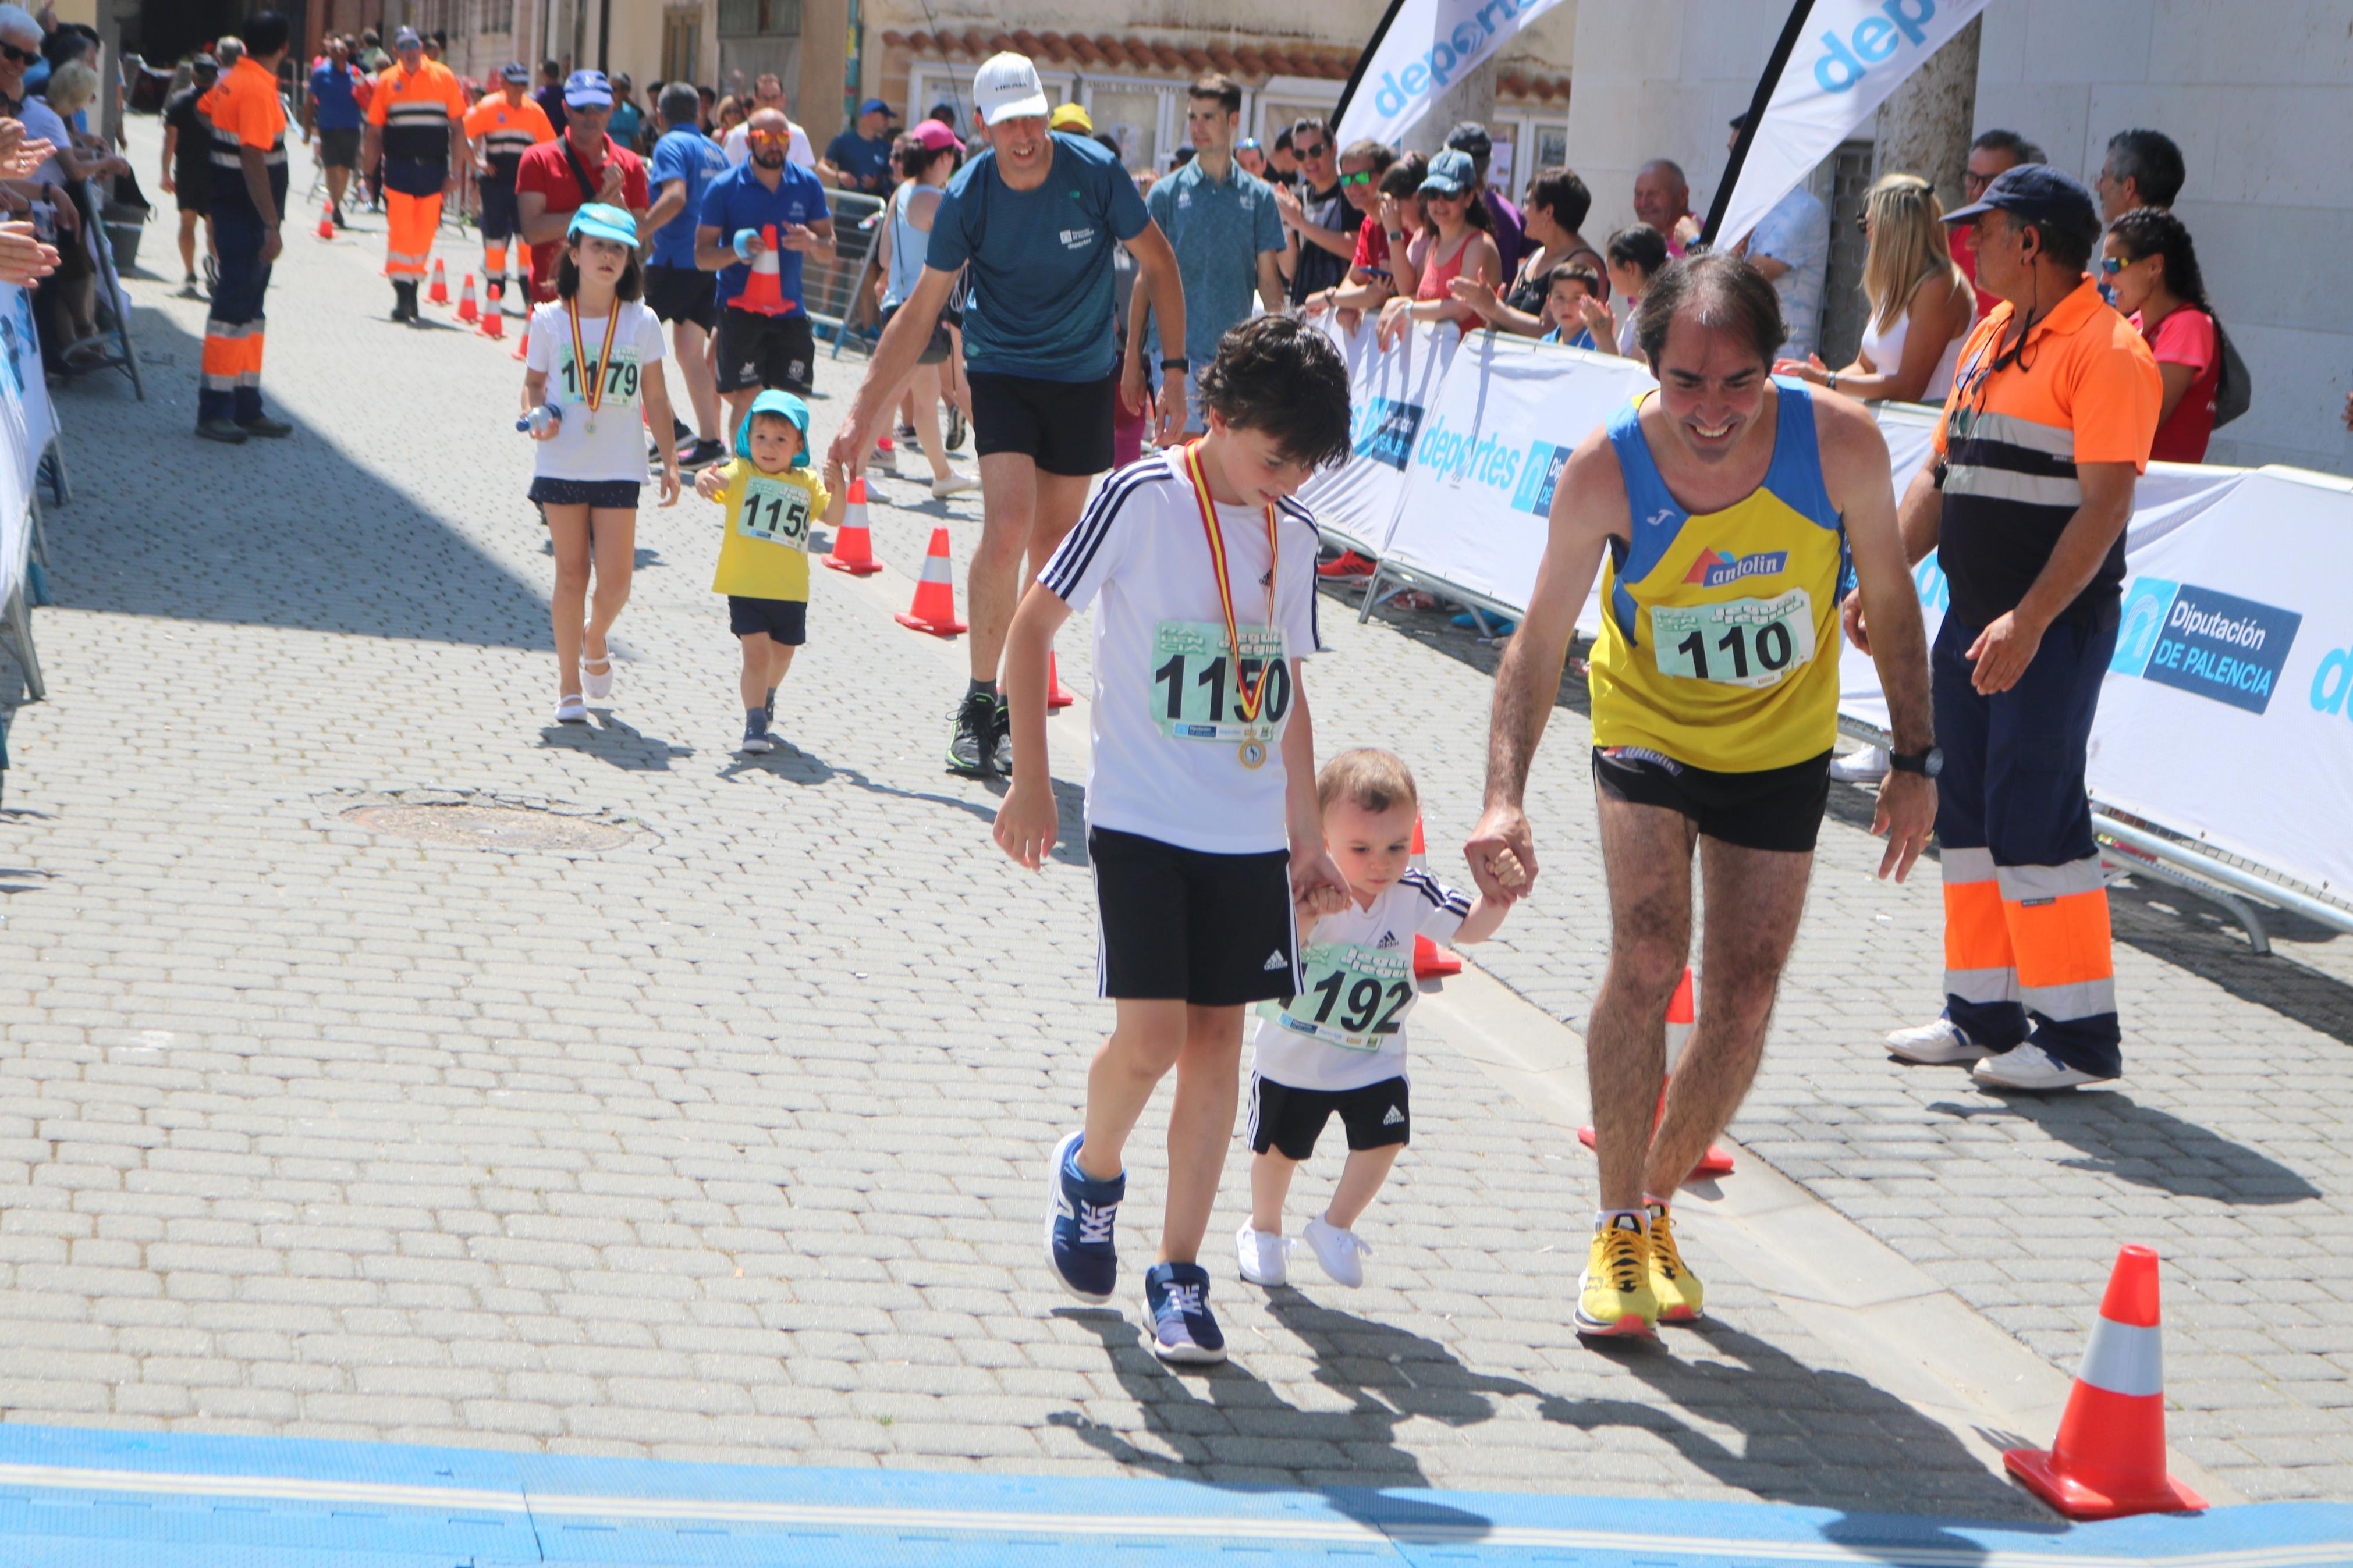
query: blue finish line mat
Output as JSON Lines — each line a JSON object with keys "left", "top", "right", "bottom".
{"left": 0, "top": 1424, "right": 2344, "bottom": 1566}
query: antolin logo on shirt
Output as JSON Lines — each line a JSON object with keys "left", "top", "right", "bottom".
{"left": 1351, "top": 396, "right": 1425, "bottom": 471}
{"left": 1684, "top": 549, "right": 1788, "bottom": 588}
{"left": 2110, "top": 577, "right": 2302, "bottom": 716}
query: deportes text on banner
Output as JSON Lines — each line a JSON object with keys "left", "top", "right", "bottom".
{"left": 1713, "top": 0, "right": 1991, "bottom": 249}
{"left": 1335, "top": 0, "right": 1571, "bottom": 151}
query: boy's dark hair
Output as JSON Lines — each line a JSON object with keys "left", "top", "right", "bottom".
{"left": 1378, "top": 151, "right": 1426, "bottom": 201}
{"left": 2106, "top": 127, "right": 2185, "bottom": 208}
{"left": 1318, "top": 748, "right": 1418, "bottom": 817}
{"left": 1634, "top": 252, "right": 1786, "bottom": 370}
{"left": 1340, "top": 137, "right": 1396, "bottom": 176}
{"left": 1525, "top": 166, "right": 1592, "bottom": 234}
{"left": 1195, "top": 315, "right": 1353, "bottom": 472}
{"left": 1606, "top": 222, "right": 1669, "bottom": 279}
{"left": 240, "top": 11, "right": 291, "bottom": 56}
{"left": 1188, "top": 73, "right": 1241, "bottom": 118}
{"left": 1273, "top": 126, "right": 1293, "bottom": 153}
{"left": 1546, "top": 259, "right": 1602, "bottom": 295}
{"left": 556, "top": 237, "right": 645, "bottom": 302}
{"left": 2106, "top": 205, "right": 2209, "bottom": 312}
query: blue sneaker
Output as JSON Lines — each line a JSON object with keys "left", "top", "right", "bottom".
{"left": 1451, "top": 610, "right": 1517, "bottom": 634}
{"left": 1142, "top": 1261, "right": 1227, "bottom": 1364}
{"left": 1044, "top": 1129, "right": 1122, "bottom": 1304}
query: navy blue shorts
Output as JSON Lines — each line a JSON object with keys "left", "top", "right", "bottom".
{"left": 528, "top": 477, "right": 640, "bottom": 509}
{"left": 728, "top": 596, "right": 807, "bottom": 644}
{"left": 478, "top": 177, "right": 519, "bottom": 243}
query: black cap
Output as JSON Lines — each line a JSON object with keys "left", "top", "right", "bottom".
{"left": 1942, "top": 163, "right": 2100, "bottom": 250}
{"left": 192, "top": 52, "right": 219, "bottom": 71}
{"left": 1445, "top": 121, "right": 1492, "bottom": 159}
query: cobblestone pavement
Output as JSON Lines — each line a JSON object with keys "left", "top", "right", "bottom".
{"left": 1, "top": 126, "right": 2347, "bottom": 1513}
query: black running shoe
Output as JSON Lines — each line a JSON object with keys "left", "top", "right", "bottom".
{"left": 945, "top": 401, "right": 968, "bottom": 452}
{"left": 679, "top": 437, "right": 727, "bottom": 470}
{"left": 991, "top": 696, "right": 1014, "bottom": 775}
{"left": 946, "top": 689, "right": 996, "bottom": 776}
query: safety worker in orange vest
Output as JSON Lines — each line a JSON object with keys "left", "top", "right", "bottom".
{"left": 193, "top": 10, "right": 293, "bottom": 443}
{"left": 360, "top": 27, "right": 466, "bottom": 322}
{"left": 462, "top": 60, "right": 555, "bottom": 310}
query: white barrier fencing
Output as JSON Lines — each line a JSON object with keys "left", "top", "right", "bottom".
{"left": 0, "top": 275, "right": 59, "bottom": 719}
{"left": 1296, "top": 314, "right": 2353, "bottom": 931}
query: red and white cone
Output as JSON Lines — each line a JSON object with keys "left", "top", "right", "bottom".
{"left": 895, "top": 527, "right": 967, "bottom": 635}
{"left": 822, "top": 478, "right": 883, "bottom": 575}
{"left": 1578, "top": 968, "right": 1734, "bottom": 1179}
{"left": 456, "top": 272, "right": 479, "bottom": 323}
{"left": 1046, "top": 653, "right": 1076, "bottom": 710}
{"left": 1410, "top": 816, "right": 1462, "bottom": 980}
{"left": 315, "top": 201, "right": 335, "bottom": 240}
{"left": 427, "top": 257, "right": 449, "bottom": 305}
{"left": 737, "top": 226, "right": 789, "bottom": 314}
{"left": 2006, "top": 1246, "right": 2205, "bottom": 1520}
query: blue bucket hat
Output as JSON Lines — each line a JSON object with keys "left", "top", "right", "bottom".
{"left": 566, "top": 202, "right": 638, "bottom": 248}
{"left": 735, "top": 389, "right": 811, "bottom": 467}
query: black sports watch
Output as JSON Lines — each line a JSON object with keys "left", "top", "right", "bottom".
{"left": 1889, "top": 746, "right": 1943, "bottom": 778}
{"left": 1159, "top": 356, "right": 1190, "bottom": 372}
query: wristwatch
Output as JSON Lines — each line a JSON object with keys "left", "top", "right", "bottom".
{"left": 1159, "top": 356, "right": 1189, "bottom": 373}
{"left": 1888, "top": 747, "right": 1943, "bottom": 778}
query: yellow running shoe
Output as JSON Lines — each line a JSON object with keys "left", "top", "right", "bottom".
{"left": 1575, "top": 1213, "right": 1658, "bottom": 1338}
{"left": 1647, "top": 1201, "right": 1704, "bottom": 1322}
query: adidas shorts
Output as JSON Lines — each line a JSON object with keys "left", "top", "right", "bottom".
{"left": 1089, "top": 826, "right": 1300, "bottom": 1007}
{"left": 1248, "top": 1073, "right": 1410, "bottom": 1160}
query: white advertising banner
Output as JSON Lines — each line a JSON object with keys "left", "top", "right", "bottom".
{"left": 1334, "top": 0, "right": 1571, "bottom": 151}
{"left": 0, "top": 282, "right": 51, "bottom": 458}
{"left": 1293, "top": 314, "right": 1461, "bottom": 554}
{"left": 1713, "top": 0, "right": 1992, "bottom": 248}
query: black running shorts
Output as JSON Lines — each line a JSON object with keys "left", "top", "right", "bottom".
{"left": 968, "top": 369, "right": 1115, "bottom": 478}
{"left": 1591, "top": 745, "right": 1833, "bottom": 854}
{"left": 1248, "top": 1073, "right": 1410, "bottom": 1161}
{"left": 716, "top": 306, "right": 814, "bottom": 394}
{"left": 645, "top": 263, "right": 718, "bottom": 330}
{"left": 1089, "top": 826, "right": 1299, "bottom": 1006}
{"left": 727, "top": 595, "right": 807, "bottom": 644}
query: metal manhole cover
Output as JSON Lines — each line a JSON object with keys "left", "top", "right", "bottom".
{"left": 340, "top": 802, "right": 635, "bottom": 852}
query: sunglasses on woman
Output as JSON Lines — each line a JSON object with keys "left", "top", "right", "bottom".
{"left": 2097, "top": 254, "right": 2131, "bottom": 275}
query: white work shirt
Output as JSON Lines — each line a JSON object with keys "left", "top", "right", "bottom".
{"left": 1038, "top": 449, "right": 1325, "bottom": 855}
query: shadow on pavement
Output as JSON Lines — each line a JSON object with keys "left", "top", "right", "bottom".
{"left": 2109, "top": 879, "right": 2353, "bottom": 1050}
{"left": 1928, "top": 1093, "right": 2320, "bottom": 1204}
{"left": 45, "top": 304, "right": 555, "bottom": 650}
{"left": 1050, "top": 1292, "right": 2040, "bottom": 1530}
{"left": 540, "top": 711, "right": 694, "bottom": 770}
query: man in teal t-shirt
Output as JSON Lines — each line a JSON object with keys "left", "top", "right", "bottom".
{"left": 826, "top": 51, "right": 1186, "bottom": 778}
{"left": 1132, "top": 73, "right": 1285, "bottom": 434}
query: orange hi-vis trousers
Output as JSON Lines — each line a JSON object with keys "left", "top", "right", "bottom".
{"left": 199, "top": 204, "right": 272, "bottom": 426}
{"left": 1932, "top": 613, "right": 2121, "bottom": 1079}
{"left": 385, "top": 189, "right": 441, "bottom": 278}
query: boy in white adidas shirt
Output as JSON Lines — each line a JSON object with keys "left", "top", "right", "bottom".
{"left": 1238, "top": 748, "right": 1521, "bottom": 1290}
{"left": 995, "top": 317, "right": 1355, "bottom": 1366}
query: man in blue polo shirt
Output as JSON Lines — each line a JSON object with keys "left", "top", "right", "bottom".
{"left": 304, "top": 33, "right": 366, "bottom": 225}
{"left": 825, "top": 51, "right": 1185, "bottom": 777}
{"left": 695, "top": 106, "right": 835, "bottom": 441}
{"left": 1129, "top": 72, "right": 1283, "bottom": 434}
{"left": 820, "top": 98, "right": 895, "bottom": 194}
{"left": 645, "top": 80, "right": 729, "bottom": 468}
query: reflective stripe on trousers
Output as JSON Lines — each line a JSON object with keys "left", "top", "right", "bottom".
{"left": 384, "top": 189, "right": 442, "bottom": 278}
{"left": 199, "top": 203, "right": 272, "bottom": 424}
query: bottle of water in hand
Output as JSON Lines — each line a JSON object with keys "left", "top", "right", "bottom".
{"left": 517, "top": 403, "right": 562, "bottom": 437}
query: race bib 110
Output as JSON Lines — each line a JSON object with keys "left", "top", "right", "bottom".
{"left": 1649, "top": 588, "right": 1816, "bottom": 688}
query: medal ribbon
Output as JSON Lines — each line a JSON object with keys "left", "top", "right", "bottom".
{"left": 1181, "top": 440, "right": 1279, "bottom": 724}
{"left": 566, "top": 297, "right": 621, "bottom": 419}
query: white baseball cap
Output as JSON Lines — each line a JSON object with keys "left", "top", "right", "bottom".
{"left": 972, "top": 52, "right": 1048, "bottom": 127}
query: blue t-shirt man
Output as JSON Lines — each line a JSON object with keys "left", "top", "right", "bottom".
{"left": 925, "top": 131, "right": 1151, "bottom": 381}
{"left": 698, "top": 157, "right": 831, "bottom": 310}
{"left": 650, "top": 124, "right": 727, "bottom": 269}
{"left": 1141, "top": 154, "right": 1282, "bottom": 372}
{"left": 308, "top": 59, "right": 364, "bottom": 131}
{"left": 824, "top": 127, "right": 893, "bottom": 194}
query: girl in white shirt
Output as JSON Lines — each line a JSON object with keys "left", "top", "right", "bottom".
{"left": 523, "top": 204, "right": 680, "bottom": 724}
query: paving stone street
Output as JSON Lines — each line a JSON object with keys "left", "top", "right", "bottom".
{"left": 1, "top": 125, "right": 2348, "bottom": 1521}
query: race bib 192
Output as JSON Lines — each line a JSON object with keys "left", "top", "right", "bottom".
{"left": 737, "top": 475, "right": 812, "bottom": 549}
{"left": 1649, "top": 588, "right": 1816, "bottom": 688}
{"left": 1272, "top": 941, "right": 1415, "bottom": 1051}
{"left": 1151, "top": 620, "right": 1290, "bottom": 745}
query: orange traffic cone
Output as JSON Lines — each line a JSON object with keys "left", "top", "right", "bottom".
{"left": 427, "top": 258, "right": 449, "bottom": 305}
{"left": 456, "top": 272, "right": 478, "bottom": 323}
{"left": 510, "top": 312, "right": 528, "bottom": 361}
{"left": 1578, "top": 968, "right": 1735, "bottom": 1179}
{"left": 895, "top": 526, "right": 967, "bottom": 636}
{"left": 739, "top": 225, "right": 789, "bottom": 314}
{"left": 822, "top": 478, "right": 883, "bottom": 575}
{"left": 1046, "top": 652, "right": 1076, "bottom": 710}
{"left": 315, "top": 201, "right": 335, "bottom": 240}
{"left": 2006, "top": 1246, "right": 2205, "bottom": 1520}
{"left": 1410, "top": 817, "right": 1463, "bottom": 980}
{"left": 480, "top": 297, "right": 505, "bottom": 339}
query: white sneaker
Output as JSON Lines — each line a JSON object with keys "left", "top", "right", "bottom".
{"left": 1884, "top": 1017, "right": 1991, "bottom": 1066}
{"left": 931, "top": 473, "right": 977, "bottom": 500}
{"left": 1829, "top": 745, "right": 1890, "bottom": 783}
{"left": 1235, "top": 1222, "right": 1290, "bottom": 1286}
{"left": 1303, "top": 1216, "right": 1369, "bottom": 1288}
{"left": 1972, "top": 1043, "right": 2113, "bottom": 1091}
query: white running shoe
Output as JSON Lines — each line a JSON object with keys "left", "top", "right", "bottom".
{"left": 931, "top": 473, "right": 978, "bottom": 500}
{"left": 1973, "top": 1043, "right": 2113, "bottom": 1091}
{"left": 1235, "top": 1222, "right": 1290, "bottom": 1286}
{"left": 1884, "top": 1017, "right": 1991, "bottom": 1066}
{"left": 1829, "top": 746, "right": 1890, "bottom": 783}
{"left": 553, "top": 694, "right": 588, "bottom": 725}
{"left": 581, "top": 655, "right": 614, "bottom": 701}
{"left": 1303, "top": 1216, "right": 1369, "bottom": 1288}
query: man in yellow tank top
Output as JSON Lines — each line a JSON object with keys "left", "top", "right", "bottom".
{"left": 1467, "top": 254, "right": 1939, "bottom": 1341}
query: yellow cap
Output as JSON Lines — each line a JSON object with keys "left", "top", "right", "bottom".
{"left": 1048, "top": 102, "right": 1092, "bottom": 134}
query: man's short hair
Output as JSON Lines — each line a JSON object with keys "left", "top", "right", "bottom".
{"left": 1525, "top": 167, "right": 1592, "bottom": 234}
{"left": 541, "top": 58, "right": 562, "bottom": 77}
{"left": 1188, "top": 73, "right": 1241, "bottom": 117}
{"left": 1971, "top": 128, "right": 2045, "bottom": 166}
{"left": 1339, "top": 137, "right": 1394, "bottom": 175}
{"left": 240, "top": 11, "right": 290, "bottom": 57}
{"left": 1318, "top": 748, "right": 1419, "bottom": 818}
{"left": 1273, "top": 126, "right": 1294, "bottom": 152}
{"left": 2106, "top": 127, "right": 2185, "bottom": 208}
{"left": 659, "top": 81, "right": 700, "bottom": 125}
{"left": 1634, "top": 252, "right": 1787, "bottom": 370}
{"left": 1289, "top": 116, "right": 1330, "bottom": 146}
{"left": 2004, "top": 207, "right": 2094, "bottom": 276}
{"left": 0, "top": 3, "right": 42, "bottom": 47}
{"left": 1641, "top": 158, "right": 1688, "bottom": 190}
{"left": 1195, "top": 315, "right": 1353, "bottom": 472}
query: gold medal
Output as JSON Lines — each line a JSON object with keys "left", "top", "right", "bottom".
{"left": 566, "top": 296, "right": 620, "bottom": 442}
{"left": 1239, "top": 739, "right": 1267, "bottom": 770}
{"left": 1180, "top": 440, "right": 1280, "bottom": 759}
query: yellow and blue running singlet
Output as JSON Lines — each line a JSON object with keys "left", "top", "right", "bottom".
{"left": 1588, "top": 376, "right": 1846, "bottom": 774}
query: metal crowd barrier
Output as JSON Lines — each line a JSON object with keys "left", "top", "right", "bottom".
{"left": 801, "top": 189, "right": 884, "bottom": 355}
